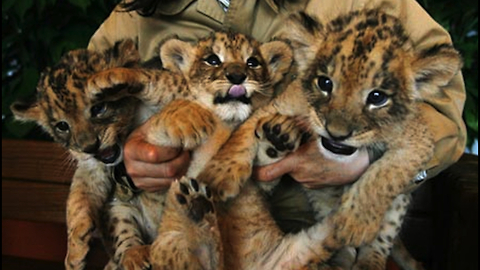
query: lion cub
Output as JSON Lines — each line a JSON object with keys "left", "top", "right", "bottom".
{"left": 86, "top": 31, "right": 293, "bottom": 270}
{"left": 198, "top": 9, "right": 462, "bottom": 269}
{"left": 12, "top": 31, "right": 293, "bottom": 270}
{"left": 11, "top": 40, "right": 143, "bottom": 270}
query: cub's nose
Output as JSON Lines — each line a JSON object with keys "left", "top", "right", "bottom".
{"left": 82, "top": 138, "right": 100, "bottom": 154}
{"left": 226, "top": 73, "right": 247, "bottom": 84}
{"left": 225, "top": 64, "right": 247, "bottom": 84}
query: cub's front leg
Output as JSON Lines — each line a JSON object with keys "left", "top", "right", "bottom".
{"left": 353, "top": 194, "right": 413, "bottom": 270}
{"left": 86, "top": 67, "right": 188, "bottom": 106}
{"left": 196, "top": 107, "right": 275, "bottom": 201}
{"left": 144, "top": 99, "right": 232, "bottom": 178}
{"left": 197, "top": 83, "right": 309, "bottom": 201}
{"left": 107, "top": 199, "right": 151, "bottom": 270}
{"left": 145, "top": 99, "right": 220, "bottom": 150}
{"left": 326, "top": 122, "right": 434, "bottom": 248}
{"left": 65, "top": 165, "right": 112, "bottom": 270}
{"left": 150, "top": 177, "right": 223, "bottom": 270}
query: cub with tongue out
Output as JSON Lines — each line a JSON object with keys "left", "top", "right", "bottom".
{"left": 86, "top": 31, "right": 294, "bottom": 270}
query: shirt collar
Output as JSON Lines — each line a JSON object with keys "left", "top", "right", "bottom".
{"left": 155, "top": 0, "right": 280, "bottom": 15}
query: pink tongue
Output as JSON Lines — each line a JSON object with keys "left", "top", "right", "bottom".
{"left": 228, "top": 85, "right": 246, "bottom": 97}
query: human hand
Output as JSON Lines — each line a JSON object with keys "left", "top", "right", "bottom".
{"left": 123, "top": 122, "right": 191, "bottom": 192}
{"left": 252, "top": 139, "right": 370, "bottom": 189}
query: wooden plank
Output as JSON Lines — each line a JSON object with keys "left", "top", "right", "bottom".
{"left": 2, "top": 139, "right": 76, "bottom": 184}
{"left": 2, "top": 220, "right": 67, "bottom": 262}
{"left": 2, "top": 255, "right": 65, "bottom": 270}
{"left": 3, "top": 219, "right": 110, "bottom": 269}
{"left": 2, "top": 179, "right": 69, "bottom": 223}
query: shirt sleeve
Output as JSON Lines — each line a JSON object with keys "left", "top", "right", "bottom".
{"left": 87, "top": 4, "right": 140, "bottom": 52}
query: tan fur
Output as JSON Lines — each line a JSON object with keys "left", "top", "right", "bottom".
{"left": 198, "top": 9, "right": 462, "bottom": 269}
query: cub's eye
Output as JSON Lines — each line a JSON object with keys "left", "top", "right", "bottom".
{"left": 367, "top": 90, "right": 389, "bottom": 106}
{"left": 55, "top": 121, "right": 70, "bottom": 133}
{"left": 91, "top": 103, "right": 107, "bottom": 118}
{"left": 316, "top": 75, "right": 333, "bottom": 93}
{"left": 246, "top": 57, "right": 260, "bottom": 68}
{"left": 204, "top": 54, "right": 221, "bottom": 66}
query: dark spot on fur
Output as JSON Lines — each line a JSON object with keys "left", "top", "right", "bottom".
{"left": 176, "top": 194, "right": 187, "bottom": 205}
{"left": 179, "top": 183, "right": 189, "bottom": 195}
{"left": 189, "top": 196, "right": 214, "bottom": 222}
{"left": 190, "top": 179, "right": 199, "bottom": 192}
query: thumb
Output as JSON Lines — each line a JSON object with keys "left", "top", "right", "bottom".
{"left": 253, "top": 155, "right": 296, "bottom": 182}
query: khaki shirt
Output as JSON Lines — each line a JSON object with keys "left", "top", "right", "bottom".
{"left": 88, "top": 0, "right": 466, "bottom": 191}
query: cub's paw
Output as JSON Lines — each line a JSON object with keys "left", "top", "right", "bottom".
{"left": 255, "top": 114, "right": 305, "bottom": 166}
{"left": 172, "top": 177, "right": 215, "bottom": 223}
{"left": 198, "top": 158, "right": 251, "bottom": 202}
{"left": 148, "top": 100, "right": 217, "bottom": 149}
{"left": 65, "top": 220, "right": 96, "bottom": 270}
{"left": 328, "top": 209, "right": 381, "bottom": 248}
{"left": 121, "top": 245, "right": 151, "bottom": 270}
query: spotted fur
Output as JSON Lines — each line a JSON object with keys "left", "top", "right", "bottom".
{"left": 198, "top": 9, "right": 462, "bottom": 269}
{"left": 11, "top": 39, "right": 142, "bottom": 270}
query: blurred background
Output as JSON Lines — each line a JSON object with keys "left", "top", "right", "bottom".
{"left": 2, "top": 0, "right": 478, "bottom": 154}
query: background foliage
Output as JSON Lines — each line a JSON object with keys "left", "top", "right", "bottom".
{"left": 1, "top": 0, "right": 478, "bottom": 151}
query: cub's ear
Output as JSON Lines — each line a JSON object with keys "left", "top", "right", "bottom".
{"left": 159, "top": 37, "right": 195, "bottom": 74}
{"left": 411, "top": 44, "right": 463, "bottom": 99}
{"left": 278, "top": 12, "right": 326, "bottom": 72}
{"left": 282, "top": 12, "right": 324, "bottom": 45}
{"left": 107, "top": 38, "right": 141, "bottom": 68}
{"left": 260, "top": 40, "right": 293, "bottom": 84}
{"left": 10, "top": 97, "right": 43, "bottom": 122}
{"left": 11, "top": 69, "right": 50, "bottom": 123}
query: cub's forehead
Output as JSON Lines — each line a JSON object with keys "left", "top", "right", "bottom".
{"left": 38, "top": 49, "right": 106, "bottom": 95}
{"left": 323, "top": 10, "right": 409, "bottom": 54}
{"left": 312, "top": 10, "right": 412, "bottom": 73}
{"left": 36, "top": 58, "right": 97, "bottom": 114}
{"left": 198, "top": 32, "right": 259, "bottom": 56}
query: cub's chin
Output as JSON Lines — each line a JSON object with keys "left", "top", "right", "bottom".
{"left": 320, "top": 137, "right": 358, "bottom": 156}
{"left": 317, "top": 136, "right": 364, "bottom": 162}
{"left": 215, "top": 103, "right": 252, "bottom": 125}
{"left": 95, "top": 144, "right": 123, "bottom": 166}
